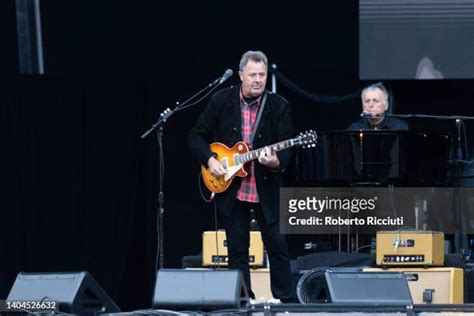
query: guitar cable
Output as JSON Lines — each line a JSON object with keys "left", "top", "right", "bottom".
{"left": 198, "top": 171, "right": 221, "bottom": 269}
{"left": 198, "top": 171, "right": 215, "bottom": 203}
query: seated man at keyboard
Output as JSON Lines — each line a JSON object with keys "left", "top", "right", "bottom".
{"left": 347, "top": 82, "right": 408, "bottom": 130}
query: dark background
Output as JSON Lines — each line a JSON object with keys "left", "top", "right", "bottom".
{"left": 1, "top": 0, "right": 474, "bottom": 311}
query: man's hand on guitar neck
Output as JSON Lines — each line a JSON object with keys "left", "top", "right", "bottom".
{"left": 258, "top": 147, "right": 280, "bottom": 171}
{"left": 207, "top": 156, "right": 227, "bottom": 177}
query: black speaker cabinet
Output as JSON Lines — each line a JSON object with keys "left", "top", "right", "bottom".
{"left": 7, "top": 271, "right": 120, "bottom": 314}
{"left": 364, "top": 267, "right": 464, "bottom": 304}
{"left": 153, "top": 269, "right": 249, "bottom": 311}
{"left": 325, "top": 271, "right": 413, "bottom": 305}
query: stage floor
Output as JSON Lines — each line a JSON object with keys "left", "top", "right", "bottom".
{"left": 99, "top": 304, "right": 474, "bottom": 316}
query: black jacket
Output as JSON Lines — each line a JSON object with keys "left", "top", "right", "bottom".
{"left": 188, "top": 85, "right": 292, "bottom": 224}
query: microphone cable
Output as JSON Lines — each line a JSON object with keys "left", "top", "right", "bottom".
{"left": 177, "top": 74, "right": 230, "bottom": 112}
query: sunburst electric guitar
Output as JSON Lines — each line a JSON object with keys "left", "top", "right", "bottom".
{"left": 201, "top": 130, "right": 318, "bottom": 193}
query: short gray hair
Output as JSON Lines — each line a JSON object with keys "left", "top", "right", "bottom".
{"left": 239, "top": 50, "right": 268, "bottom": 71}
{"left": 361, "top": 82, "right": 389, "bottom": 103}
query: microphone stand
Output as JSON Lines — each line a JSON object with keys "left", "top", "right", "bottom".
{"left": 141, "top": 78, "right": 225, "bottom": 275}
{"left": 386, "top": 113, "right": 474, "bottom": 254}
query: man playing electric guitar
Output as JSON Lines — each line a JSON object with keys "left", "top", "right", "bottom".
{"left": 188, "top": 50, "right": 297, "bottom": 303}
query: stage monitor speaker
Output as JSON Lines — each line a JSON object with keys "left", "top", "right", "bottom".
{"left": 364, "top": 267, "right": 464, "bottom": 304}
{"left": 325, "top": 271, "right": 413, "bottom": 305}
{"left": 7, "top": 271, "right": 120, "bottom": 314}
{"left": 153, "top": 269, "right": 249, "bottom": 311}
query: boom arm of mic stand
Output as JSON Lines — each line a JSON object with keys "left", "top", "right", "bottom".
{"left": 141, "top": 108, "right": 174, "bottom": 139}
{"left": 384, "top": 113, "right": 474, "bottom": 121}
{"left": 140, "top": 78, "right": 220, "bottom": 140}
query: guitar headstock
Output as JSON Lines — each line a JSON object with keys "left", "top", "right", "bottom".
{"left": 294, "top": 130, "right": 318, "bottom": 148}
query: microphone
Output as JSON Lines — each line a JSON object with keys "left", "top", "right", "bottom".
{"left": 210, "top": 69, "right": 233, "bottom": 86}
{"left": 219, "top": 69, "right": 233, "bottom": 84}
{"left": 360, "top": 111, "right": 384, "bottom": 118}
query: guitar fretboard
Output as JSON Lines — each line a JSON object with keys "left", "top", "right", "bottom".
{"left": 236, "top": 139, "right": 295, "bottom": 165}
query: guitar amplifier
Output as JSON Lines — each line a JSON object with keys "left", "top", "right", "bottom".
{"left": 364, "top": 267, "right": 464, "bottom": 304}
{"left": 376, "top": 230, "right": 444, "bottom": 266}
{"left": 202, "top": 231, "right": 264, "bottom": 267}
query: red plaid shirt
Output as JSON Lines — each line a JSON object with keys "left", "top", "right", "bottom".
{"left": 237, "top": 90, "right": 261, "bottom": 203}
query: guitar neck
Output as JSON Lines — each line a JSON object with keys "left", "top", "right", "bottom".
{"left": 238, "top": 139, "right": 295, "bottom": 164}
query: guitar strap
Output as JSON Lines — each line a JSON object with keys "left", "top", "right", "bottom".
{"left": 249, "top": 91, "right": 268, "bottom": 148}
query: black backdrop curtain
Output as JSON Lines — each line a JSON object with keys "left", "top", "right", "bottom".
{"left": 3, "top": 0, "right": 474, "bottom": 311}
{"left": 0, "top": 76, "right": 158, "bottom": 311}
